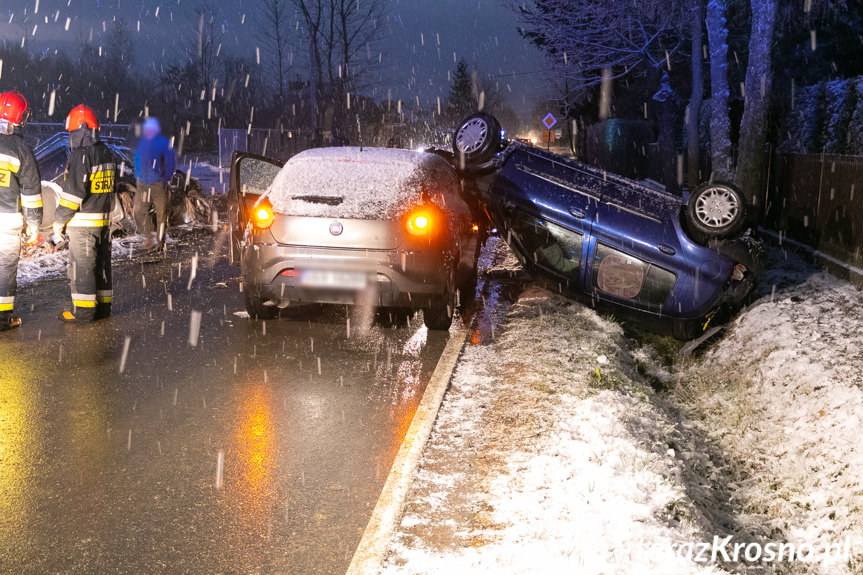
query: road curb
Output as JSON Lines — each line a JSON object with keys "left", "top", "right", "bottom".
{"left": 345, "top": 327, "right": 469, "bottom": 575}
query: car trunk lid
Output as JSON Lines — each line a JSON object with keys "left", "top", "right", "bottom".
{"left": 268, "top": 214, "right": 404, "bottom": 250}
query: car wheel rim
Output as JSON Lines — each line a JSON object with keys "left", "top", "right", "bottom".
{"left": 455, "top": 118, "right": 489, "bottom": 154}
{"left": 694, "top": 187, "right": 739, "bottom": 228}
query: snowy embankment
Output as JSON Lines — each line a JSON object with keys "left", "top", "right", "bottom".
{"left": 671, "top": 247, "right": 863, "bottom": 573}
{"left": 381, "top": 239, "right": 728, "bottom": 574}
{"left": 382, "top": 241, "right": 863, "bottom": 574}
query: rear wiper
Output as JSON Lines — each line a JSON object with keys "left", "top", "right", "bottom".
{"left": 291, "top": 195, "right": 344, "bottom": 206}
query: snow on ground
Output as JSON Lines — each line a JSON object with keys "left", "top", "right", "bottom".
{"left": 670, "top": 246, "right": 863, "bottom": 573}
{"left": 17, "top": 235, "right": 140, "bottom": 285}
{"left": 18, "top": 155, "right": 224, "bottom": 287}
{"left": 381, "top": 240, "right": 729, "bottom": 575}
{"left": 381, "top": 240, "right": 863, "bottom": 574}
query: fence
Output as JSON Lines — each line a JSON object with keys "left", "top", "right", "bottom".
{"left": 765, "top": 152, "right": 863, "bottom": 269}
{"left": 218, "top": 128, "right": 312, "bottom": 168}
{"left": 24, "top": 123, "right": 132, "bottom": 149}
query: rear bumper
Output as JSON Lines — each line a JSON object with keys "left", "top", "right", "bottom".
{"left": 243, "top": 241, "right": 452, "bottom": 308}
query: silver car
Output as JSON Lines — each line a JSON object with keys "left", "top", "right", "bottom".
{"left": 227, "top": 147, "right": 482, "bottom": 329}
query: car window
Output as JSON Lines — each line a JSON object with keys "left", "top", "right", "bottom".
{"left": 592, "top": 243, "right": 676, "bottom": 309}
{"left": 239, "top": 157, "right": 281, "bottom": 196}
{"left": 511, "top": 212, "right": 583, "bottom": 281}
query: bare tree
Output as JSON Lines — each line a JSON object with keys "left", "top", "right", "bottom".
{"left": 290, "top": 0, "right": 326, "bottom": 138}
{"left": 515, "top": 0, "right": 686, "bottom": 92}
{"left": 257, "top": 0, "right": 293, "bottom": 106}
{"left": 734, "top": 0, "right": 779, "bottom": 206}
{"left": 687, "top": 0, "right": 704, "bottom": 187}
{"left": 705, "top": 0, "right": 733, "bottom": 180}
{"left": 289, "top": 0, "right": 385, "bottom": 141}
{"left": 514, "top": 0, "right": 688, "bottom": 192}
{"left": 189, "top": 0, "right": 221, "bottom": 99}
{"left": 334, "top": 0, "right": 385, "bottom": 96}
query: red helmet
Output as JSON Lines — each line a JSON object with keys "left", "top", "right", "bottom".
{"left": 66, "top": 105, "right": 100, "bottom": 131}
{"left": 0, "top": 91, "right": 29, "bottom": 126}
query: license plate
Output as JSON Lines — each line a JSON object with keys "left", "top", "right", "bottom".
{"left": 299, "top": 269, "right": 368, "bottom": 289}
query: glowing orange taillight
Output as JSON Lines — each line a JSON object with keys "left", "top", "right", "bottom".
{"left": 252, "top": 204, "right": 274, "bottom": 229}
{"left": 406, "top": 209, "right": 435, "bottom": 236}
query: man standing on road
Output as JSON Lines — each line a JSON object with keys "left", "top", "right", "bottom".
{"left": 0, "top": 91, "right": 42, "bottom": 332}
{"left": 133, "top": 117, "right": 175, "bottom": 252}
{"left": 54, "top": 105, "right": 118, "bottom": 323}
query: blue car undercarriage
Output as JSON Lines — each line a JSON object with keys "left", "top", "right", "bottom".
{"left": 448, "top": 113, "right": 764, "bottom": 340}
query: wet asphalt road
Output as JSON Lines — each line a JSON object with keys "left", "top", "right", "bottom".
{"left": 0, "top": 229, "right": 457, "bottom": 575}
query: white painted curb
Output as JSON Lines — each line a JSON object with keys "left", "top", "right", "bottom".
{"left": 345, "top": 328, "right": 469, "bottom": 575}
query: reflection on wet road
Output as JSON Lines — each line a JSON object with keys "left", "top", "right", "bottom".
{"left": 0, "top": 230, "right": 449, "bottom": 575}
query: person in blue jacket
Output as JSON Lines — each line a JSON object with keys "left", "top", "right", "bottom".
{"left": 133, "top": 117, "right": 175, "bottom": 251}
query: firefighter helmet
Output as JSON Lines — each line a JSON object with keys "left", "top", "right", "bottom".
{"left": 65, "top": 105, "right": 100, "bottom": 131}
{"left": 0, "top": 91, "right": 29, "bottom": 126}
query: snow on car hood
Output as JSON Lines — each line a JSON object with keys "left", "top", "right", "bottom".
{"left": 264, "top": 147, "right": 465, "bottom": 220}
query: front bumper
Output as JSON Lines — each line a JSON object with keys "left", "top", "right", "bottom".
{"left": 243, "top": 241, "right": 452, "bottom": 308}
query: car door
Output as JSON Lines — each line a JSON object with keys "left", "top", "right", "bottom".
{"left": 587, "top": 200, "right": 681, "bottom": 316}
{"left": 494, "top": 148, "right": 598, "bottom": 291}
{"left": 228, "top": 152, "right": 283, "bottom": 264}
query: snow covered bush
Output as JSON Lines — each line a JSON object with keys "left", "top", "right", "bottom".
{"left": 847, "top": 77, "right": 863, "bottom": 156}
{"left": 779, "top": 77, "right": 863, "bottom": 154}
{"left": 822, "top": 78, "right": 856, "bottom": 154}
{"left": 779, "top": 82, "right": 824, "bottom": 153}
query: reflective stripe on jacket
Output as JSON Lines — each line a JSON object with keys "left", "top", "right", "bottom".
{"left": 0, "top": 131, "right": 43, "bottom": 226}
{"left": 55, "top": 128, "right": 117, "bottom": 228}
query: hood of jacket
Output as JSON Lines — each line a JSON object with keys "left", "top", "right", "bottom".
{"left": 69, "top": 127, "right": 98, "bottom": 149}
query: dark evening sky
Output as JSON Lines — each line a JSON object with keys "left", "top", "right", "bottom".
{"left": 0, "top": 0, "right": 545, "bottom": 115}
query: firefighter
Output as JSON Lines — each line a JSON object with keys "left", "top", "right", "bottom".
{"left": 0, "top": 91, "right": 42, "bottom": 332}
{"left": 54, "top": 105, "right": 118, "bottom": 323}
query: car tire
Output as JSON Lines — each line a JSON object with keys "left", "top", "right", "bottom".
{"left": 453, "top": 113, "right": 502, "bottom": 170}
{"left": 424, "top": 269, "right": 456, "bottom": 331}
{"left": 457, "top": 273, "right": 478, "bottom": 308}
{"left": 458, "top": 158, "right": 499, "bottom": 177}
{"left": 684, "top": 182, "right": 747, "bottom": 244}
{"left": 244, "top": 283, "right": 278, "bottom": 320}
{"left": 423, "top": 298, "right": 454, "bottom": 331}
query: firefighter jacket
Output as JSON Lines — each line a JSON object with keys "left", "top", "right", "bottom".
{"left": 55, "top": 128, "right": 118, "bottom": 228}
{"left": 0, "top": 128, "right": 43, "bottom": 228}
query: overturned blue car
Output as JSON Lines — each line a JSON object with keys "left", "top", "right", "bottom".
{"left": 449, "top": 113, "right": 764, "bottom": 340}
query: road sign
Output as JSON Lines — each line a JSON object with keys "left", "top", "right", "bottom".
{"left": 542, "top": 113, "right": 558, "bottom": 130}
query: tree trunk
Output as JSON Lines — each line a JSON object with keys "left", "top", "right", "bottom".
{"left": 734, "top": 0, "right": 778, "bottom": 210}
{"left": 654, "top": 72, "right": 680, "bottom": 196}
{"left": 308, "top": 34, "right": 323, "bottom": 142}
{"left": 705, "top": 0, "right": 733, "bottom": 181}
{"left": 687, "top": 0, "right": 704, "bottom": 188}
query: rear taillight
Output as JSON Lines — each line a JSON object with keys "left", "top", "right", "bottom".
{"left": 252, "top": 204, "right": 274, "bottom": 229}
{"left": 405, "top": 207, "right": 437, "bottom": 236}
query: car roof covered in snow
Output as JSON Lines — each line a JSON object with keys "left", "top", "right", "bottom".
{"left": 265, "top": 146, "right": 467, "bottom": 220}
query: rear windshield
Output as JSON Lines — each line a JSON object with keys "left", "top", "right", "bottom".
{"left": 265, "top": 148, "right": 460, "bottom": 220}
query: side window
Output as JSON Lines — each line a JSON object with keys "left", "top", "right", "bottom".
{"left": 593, "top": 243, "right": 676, "bottom": 309}
{"left": 239, "top": 157, "right": 282, "bottom": 197}
{"left": 510, "top": 213, "right": 583, "bottom": 280}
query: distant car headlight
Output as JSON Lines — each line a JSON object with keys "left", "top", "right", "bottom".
{"left": 252, "top": 203, "right": 275, "bottom": 230}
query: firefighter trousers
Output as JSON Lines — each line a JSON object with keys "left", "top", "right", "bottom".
{"left": 68, "top": 226, "right": 112, "bottom": 320}
{"left": 0, "top": 213, "right": 23, "bottom": 322}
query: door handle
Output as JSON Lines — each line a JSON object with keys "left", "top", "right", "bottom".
{"left": 569, "top": 207, "right": 586, "bottom": 219}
